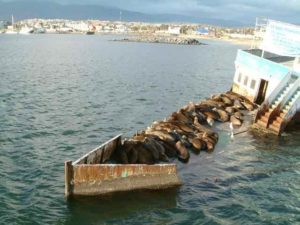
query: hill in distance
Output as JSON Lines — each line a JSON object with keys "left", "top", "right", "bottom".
{"left": 0, "top": 0, "right": 249, "bottom": 27}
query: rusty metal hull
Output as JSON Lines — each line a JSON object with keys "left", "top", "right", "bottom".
{"left": 70, "top": 164, "right": 181, "bottom": 196}
{"left": 65, "top": 135, "right": 181, "bottom": 196}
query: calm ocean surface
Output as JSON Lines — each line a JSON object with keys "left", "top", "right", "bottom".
{"left": 0, "top": 34, "right": 299, "bottom": 225}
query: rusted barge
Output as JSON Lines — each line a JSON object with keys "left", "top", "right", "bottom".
{"left": 65, "top": 135, "right": 182, "bottom": 197}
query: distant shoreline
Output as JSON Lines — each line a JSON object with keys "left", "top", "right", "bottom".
{"left": 0, "top": 31, "right": 259, "bottom": 47}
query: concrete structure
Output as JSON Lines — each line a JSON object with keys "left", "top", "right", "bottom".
{"left": 168, "top": 26, "right": 181, "bottom": 35}
{"left": 65, "top": 135, "right": 181, "bottom": 196}
{"left": 232, "top": 19, "right": 300, "bottom": 135}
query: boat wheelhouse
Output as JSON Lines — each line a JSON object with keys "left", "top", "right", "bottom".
{"left": 232, "top": 19, "right": 300, "bottom": 135}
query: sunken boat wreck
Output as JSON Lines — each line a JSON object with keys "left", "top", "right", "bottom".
{"left": 65, "top": 92, "right": 257, "bottom": 196}
{"left": 65, "top": 19, "right": 300, "bottom": 196}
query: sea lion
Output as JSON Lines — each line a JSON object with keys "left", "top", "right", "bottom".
{"left": 114, "top": 145, "right": 129, "bottom": 164}
{"left": 230, "top": 115, "right": 242, "bottom": 126}
{"left": 172, "top": 110, "right": 190, "bottom": 123}
{"left": 137, "top": 145, "right": 155, "bottom": 164}
{"left": 175, "top": 122, "right": 194, "bottom": 133}
{"left": 175, "top": 141, "right": 190, "bottom": 163}
{"left": 183, "top": 102, "right": 196, "bottom": 113}
{"left": 200, "top": 100, "right": 225, "bottom": 109}
{"left": 127, "top": 148, "right": 138, "bottom": 164}
{"left": 193, "top": 117, "right": 215, "bottom": 135}
{"left": 206, "top": 116, "right": 214, "bottom": 126}
{"left": 188, "top": 137, "right": 202, "bottom": 153}
{"left": 132, "top": 134, "right": 147, "bottom": 142}
{"left": 234, "top": 111, "right": 244, "bottom": 119}
{"left": 148, "top": 137, "right": 169, "bottom": 162}
{"left": 225, "top": 106, "right": 236, "bottom": 114}
{"left": 159, "top": 140, "right": 177, "bottom": 158}
{"left": 221, "top": 95, "right": 233, "bottom": 106}
{"left": 193, "top": 111, "right": 207, "bottom": 123}
{"left": 176, "top": 133, "right": 192, "bottom": 148}
{"left": 233, "top": 99, "right": 245, "bottom": 110}
{"left": 202, "top": 138, "right": 215, "bottom": 152}
{"left": 216, "top": 109, "right": 229, "bottom": 122}
{"left": 211, "top": 94, "right": 224, "bottom": 103}
{"left": 241, "top": 101, "right": 255, "bottom": 111}
{"left": 145, "top": 130, "right": 175, "bottom": 142}
{"left": 143, "top": 138, "right": 160, "bottom": 162}
{"left": 202, "top": 110, "right": 220, "bottom": 121}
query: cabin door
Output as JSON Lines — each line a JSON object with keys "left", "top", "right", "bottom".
{"left": 255, "top": 79, "right": 268, "bottom": 105}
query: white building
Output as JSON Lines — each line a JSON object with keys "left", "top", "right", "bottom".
{"left": 232, "top": 20, "right": 300, "bottom": 135}
{"left": 168, "top": 26, "right": 181, "bottom": 35}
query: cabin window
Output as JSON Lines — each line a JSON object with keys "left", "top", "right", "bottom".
{"left": 238, "top": 73, "right": 242, "bottom": 83}
{"left": 250, "top": 79, "right": 256, "bottom": 89}
{"left": 244, "top": 76, "right": 248, "bottom": 86}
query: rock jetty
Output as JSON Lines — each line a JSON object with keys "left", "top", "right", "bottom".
{"left": 116, "top": 36, "right": 205, "bottom": 45}
{"left": 113, "top": 91, "right": 257, "bottom": 164}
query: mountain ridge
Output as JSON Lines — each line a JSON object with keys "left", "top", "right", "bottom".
{"left": 0, "top": 1, "right": 248, "bottom": 27}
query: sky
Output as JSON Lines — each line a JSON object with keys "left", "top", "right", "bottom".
{"left": 2, "top": 0, "right": 300, "bottom": 24}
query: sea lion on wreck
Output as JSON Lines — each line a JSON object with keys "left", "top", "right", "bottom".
{"left": 175, "top": 141, "right": 190, "bottom": 163}
{"left": 230, "top": 115, "right": 242, "bottom": 126}
{"left": 114, "top": 142, "right": 129, "bottom": 164}
{"left": 221, "top": 95, "right": 233, "bottom": 106}
{"left": 170, "top": 110, "right": 190, "bottom": 123}
{"left": 136, "top": 144, "right": 155, "bottom": 164}
{"left": 145, "top": 129, "right": 175, "bottom": 142}
{"left": 215, "top": 109, "right": 229, "bottom": 122}
{"left": 188, "top": 137, "right": 203, "bottom": 153}
{"left": 159, "top": 140, "right": 177, "bottom": 158}
{"left": 233, "top": 99, "right": 245, "bottom": 110}
{"left": 201, "top": 109, "right": 220, "bottom": 121}
{"left": 200, "top": 99, "right": 225, "bottom": 108}
{"left": 241, "top": 101, "right": 255, "bottom": 111}
{"left": 234, "top": 111, "right": 244, "bottom": 119}
{"left": 143, "top": 136, "right": 170, "bottom": 162}
{"left": 225, "top": 106, "right": 236, "bottom": 114}
{"left": 192, "top": 111, "right": 207, "bottom": 123}
{"left": 143, "top": 138, "right": 160, "bottom": 162}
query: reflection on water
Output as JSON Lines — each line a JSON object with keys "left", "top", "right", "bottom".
{"left": 0, "top": 34, "right": 299, "bottom": 224}
{"left": 65, "top": 188, "right": 178, "bottom": 224}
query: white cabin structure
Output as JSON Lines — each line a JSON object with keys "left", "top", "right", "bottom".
{"left": 232, "top": 19, "right": 300, "bottom": 135}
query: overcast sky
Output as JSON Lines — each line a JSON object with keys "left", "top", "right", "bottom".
{"left": 3, "top": 0, "right": 300, "bottom": 24}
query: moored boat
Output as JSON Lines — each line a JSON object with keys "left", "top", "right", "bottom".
{"left": 19, "top": 26, "right": 34, "bottom": 34}
{"left": 86, "top": 30, "right": 95, "bottom": 35}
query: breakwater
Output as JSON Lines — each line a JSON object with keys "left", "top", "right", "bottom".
{"left": 113, "top": 91, "right": 257, "bottom": 165}
{"left": 115, "top": 36, "right": 204, "bottom": 45}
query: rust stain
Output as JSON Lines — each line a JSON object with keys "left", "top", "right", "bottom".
{"left": 73, "top": 164, "right": 177, "bottom": 184}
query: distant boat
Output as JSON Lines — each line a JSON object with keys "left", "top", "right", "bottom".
{"left": 19, "top": 26, "right": 34, "bottom": 34}
{"left": 35, "top": 28, "right": 46, "bottom": 34}
{"left": 86, "top": 30, "right": 95, "bottom": 35}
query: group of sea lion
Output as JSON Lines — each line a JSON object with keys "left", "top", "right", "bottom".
{"left": 113, "top": 91, "right": 257, "bottom": 164}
